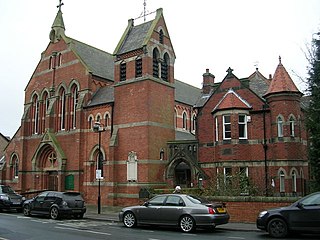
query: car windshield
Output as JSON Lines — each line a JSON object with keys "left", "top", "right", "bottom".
{"left": 1, "top": 186, "right": 15, "bottom": 194}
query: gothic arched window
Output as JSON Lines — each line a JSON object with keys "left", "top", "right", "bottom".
{"left": 135, "top": 57, "right": 142, "bottom": 78}
{"left": 183, "top": 112, "right": 187, "bottom": 130}
{"left": 161, "top": 53, "right": 169, "bottom": 81}
{"left": 153, "top": 48, "right": 160, "bottom": 78}
{"left": 32, "top": 94, "right": 39, "bottom": 134}
{"left": 159, "top": 29, "right": 164, "bottom": 44}
{"left": 277, "top": 116, "right": 283, "bottom": 137}
{"left": 289, "top": 116, "right": 295, "bottom": 137}
{"left": 71, "top": 85, "right": 78, "bottom": 129}
{"left": 59, "top": 88, "right": 66, "bottom": 130}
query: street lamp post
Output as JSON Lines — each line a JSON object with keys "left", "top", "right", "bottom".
{"left": 93, "top": 121, "right": 105, "bottom": 214}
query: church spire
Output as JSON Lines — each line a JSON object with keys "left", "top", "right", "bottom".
{"left": 49, "top": 0, "right": 66, "bottom": 43}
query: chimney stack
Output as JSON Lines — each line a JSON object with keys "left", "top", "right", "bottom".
{"left": 202, "top": 69, "right": 215, "bottom": 94}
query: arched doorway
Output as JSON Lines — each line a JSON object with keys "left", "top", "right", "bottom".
{"left": 175, "top": 162, "right": 191, "bottom": 188}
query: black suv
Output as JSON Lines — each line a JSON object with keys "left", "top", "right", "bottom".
{"left": 23, "top": 191, "right": 86, "bottom": 220}
{"left": 0, "top": 185, "right": 25, "bottom": 212}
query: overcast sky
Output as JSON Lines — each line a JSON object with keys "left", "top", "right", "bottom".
{"left": 0, "top": 0, "right": 319, "bottom": 138}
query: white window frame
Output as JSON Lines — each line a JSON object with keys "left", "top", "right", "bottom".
{"left": 215, "top": 117, "right": 219, "bottom": 141}
{"left": 238, "top": 114, "right": 247, "bottom": 139}
{"left": 277, "top": 116, "right": 283, "bottom": 137}
{"left": 292, "top": 171, "right": 297, "bottom": 192}
{"left": 223, "top": 115, "right": 231, "bottom": 140}
{"left": 289, "top": 117, "right": 295, "bottom": 137}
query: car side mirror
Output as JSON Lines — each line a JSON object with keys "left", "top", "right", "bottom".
{"left": 297, "top": 202, "right": 304, "bottom": 209}
{"left": 143, "top": 201, "right": 150, "bottom": 207}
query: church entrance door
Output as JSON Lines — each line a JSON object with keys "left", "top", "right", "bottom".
{"left": 175, "top": 162, "right": 191, "bottom": 188}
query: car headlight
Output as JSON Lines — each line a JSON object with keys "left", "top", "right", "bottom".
{"left": 0, "top": 195, "right": 9, "bottom": 201}
{"left": 258, "top": 211, "right": 268, "bottom": 218}
{"left": 62, "top": 201, "right": 68, "bottom": 207}
{"left": 22, "top": 197, "right": 26, "bottom": 201}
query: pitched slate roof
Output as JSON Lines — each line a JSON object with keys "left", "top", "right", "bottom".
{"left": 264, "top": 57, "right": 300, "bottom": 96}
{"left": 247, "top": 68, "right": 271, "bottom": 98}
{"left": 65, "top": 37, "right": 114, "bottom": 81}
{"left": 175, "top": 80, "right": 202, "bottom": 105}
{"left": 212, "top": 88, "right": 252, "bottom": 113}
{"left": 116, "top": 20, "right": 153, "bottom": 55}
{"left": 87, "top": 86, "right": 114, "bottom": 107}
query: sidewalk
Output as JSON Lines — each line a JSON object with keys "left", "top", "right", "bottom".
{"left": 84, "top": 205, "right": 259, "bottom": 232}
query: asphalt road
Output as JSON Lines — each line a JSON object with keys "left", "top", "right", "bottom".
{"left": 1, "top": 211, "right": 320, "bottom": 240}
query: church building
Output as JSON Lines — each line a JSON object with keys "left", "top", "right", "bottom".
{"left": 1, "top": 4, "right": 308, "bottom": 206}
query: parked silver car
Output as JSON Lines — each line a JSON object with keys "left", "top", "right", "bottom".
{"left": 119, "top": 194, "right": 230, "bottom": 233}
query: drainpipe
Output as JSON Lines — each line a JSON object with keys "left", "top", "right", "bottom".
{"left": 263, "top": 104, "right": 269, "bottom": 196}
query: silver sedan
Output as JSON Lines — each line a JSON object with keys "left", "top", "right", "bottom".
{"left": 119, "top": 194, "right": 230, "bottom": 233}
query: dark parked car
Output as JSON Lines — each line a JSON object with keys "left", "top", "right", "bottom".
{"left": 23, "top": 191, "right": 86, "bottom": 220}
{"left": 257, "top": 191, "right": 320, "bottom": 238}
{"left": 0, "top": 185, "right": 25, "bottom": 212}
{"left": 119, "top": 194, "right": 230, "bottom": 233}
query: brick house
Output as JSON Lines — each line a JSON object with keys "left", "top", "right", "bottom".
{"left": 0, "top": 6, "right": 308, "bottom": 205}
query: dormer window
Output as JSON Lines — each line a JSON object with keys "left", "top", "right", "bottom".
{"left": 120, "top": 62, "right": 126, "bottom": 81}
{"left": 159, "top": 29, "right": 164, "bottom": 44}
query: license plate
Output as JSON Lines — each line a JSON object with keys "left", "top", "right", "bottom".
{"left": 73, "top": 210, "right": 82, "bottom": 213}
{"left": 217, "top": 207, "right": 226, "bottom": 213}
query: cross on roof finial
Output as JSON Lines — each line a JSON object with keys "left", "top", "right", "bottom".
{"left": 227, "top": 67, "right": 234, "bottom": 74}
{"left": 57, "top": 0, "right": 64, "bottom": 11}
{"left": 279, "top": 55, "right": 282, "bottom": 64}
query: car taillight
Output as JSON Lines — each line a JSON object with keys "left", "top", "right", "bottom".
{"left": 208, "top": 207, "right": 215, "bottom": 214}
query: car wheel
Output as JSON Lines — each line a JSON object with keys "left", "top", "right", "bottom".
{"left": 50, "top": 207, "right": 60, "bottom": 220}
{"left": 267, "top": 218, "right": 288, "bottom": 238}
{"left": 23, "top": 205, "right": 31, "bottom": 216}
{"left": 123, "top": 211, "right": 137, "bottom": 228}
{"left": 179, "top": 215, "right": 195, "bottom": 233}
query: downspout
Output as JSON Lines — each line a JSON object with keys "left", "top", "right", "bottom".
{"left": 263, "top": 104, "right": 269, "bottom": 196}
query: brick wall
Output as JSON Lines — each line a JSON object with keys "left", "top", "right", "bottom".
{"left": 209, "top": 196, "right": 296, "bottom": 223}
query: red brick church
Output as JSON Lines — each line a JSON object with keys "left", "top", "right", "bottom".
{"left": 1, "top": 4, "right": 308, "bottom": 205}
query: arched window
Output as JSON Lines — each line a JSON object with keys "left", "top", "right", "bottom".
{"left": 41, "top": 91, "right": 49, "bottom": 133}
{"left": 159, "top": 29, "right": 164, "bottom": 44}
{"left": 96, "top": 114, "right": 101, "bottom": 123}
{"left": 57, "top": 53, "right": 62, "bottom": 67}
{"left": 105, "top": 113, "right": 110, "bottom": 127}
{"left": 32, "top": 94, "right": 39, "bottom": 134}
{"left": 71, "top": 85, "right": 78, "bottom": 129}
{"left": 183, "top": 112, "right": 187, "bottom": 130}
{"left": 120, "top": 62, "right": 126, "bottom": 81}
{"left": 161, "top": 53, "right": 169, "bottom": 81}
{"left": 153, "top": 48, "right": 160, "bottom": 78}
{"left": 49, "top": 56, "right": 53, "bottom": 69}
{"left": 135, "top": 57, "right": 142, "bottom": 78}
{"left": 192, "top": 114, "right": 196, "bottom": 132}
{"left": 292, "top": 170, "right": 297, "bottom": 193}
{"left": 279, "top": 170, "right": 285, "bottom": 193}
{"left": 88, "top": 116, "right": 93, "bottom": 129}
{"left": 59, "top": 88, "right": 66, "bottom": 130}
{"left": 289, "top": 116, "right": 295, "bottom": 137}
{"left": 12, "top": 155, "right": 19, "bottom": 179}
{"left": 277, "top": 116, "right": 283, "bottom": 137}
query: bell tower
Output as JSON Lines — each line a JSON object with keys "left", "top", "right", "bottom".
{"left": 112, "top": 9, "right": 176, "bottom": 192}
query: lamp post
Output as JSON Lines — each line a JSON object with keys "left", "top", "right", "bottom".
{"left": 93, "top": 121, "right": 105, "bottom": 214}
